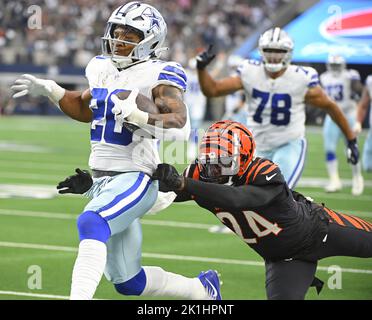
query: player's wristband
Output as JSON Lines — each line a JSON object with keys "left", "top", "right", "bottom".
{"left": 48, "top": 81, "right": 66, "bottom": 109}
{"left": 128, "top": 108, "right": 149, "bottom": 125}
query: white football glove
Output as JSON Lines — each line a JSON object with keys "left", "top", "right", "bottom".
{"left": 111, "top": 88, "right": 149, "bottom": 126}
{"left": 354, "top": 122, "right": 362, "bottom": 135}
{"left": 11, "top": 74, "right": 65, "bottom": 106}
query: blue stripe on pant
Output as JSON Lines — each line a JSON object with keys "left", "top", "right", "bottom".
{"left": 81, "top": 171, "right": 159, "bottom": 284}
{"left": 257, "top": 138, "right": 307, "bottom": 189}
{"left": 84, "top": 172, "right": 158, "bottom": 236}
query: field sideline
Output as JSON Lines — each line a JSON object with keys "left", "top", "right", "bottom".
{"left": 0, "top": 116, "right": 371, "bottom": 300}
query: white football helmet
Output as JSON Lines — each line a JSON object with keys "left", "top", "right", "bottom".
{"left": 326, "top": 54, "right": 346, "bottom": 76}
{"left": 102, "top": 2, "right": 168, "bottom": 69}
{"left": 258, "top": 27, "right": 294, "bottom": 73}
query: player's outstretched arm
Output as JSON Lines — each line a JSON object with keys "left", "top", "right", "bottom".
{"left": 59, "top": 89, "right": 92, "bottom": 123}
{"left": 152, "top": 163, "right": 283, "bottom": 210}
{"left": 305, "top": 85, "right": 359, "bottom": 164}
{"left": 196, "top": 46, "right": 243, "bottom": 97}
{"left": 355, "top": 87, "right": 371, "bottom": 134}
{"left": 11, "top": 74, "right": 92, "bottom": 123}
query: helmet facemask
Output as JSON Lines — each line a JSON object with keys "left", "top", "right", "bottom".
{"left": 260, "top": 48, "right": 292, "bottom": 73}
{"left": 197, "top": 153, "right": 240, "bottom": 185}
{"left": 258, "top": 27, "right": 294, "bottom": 73}
{"left": 326, "top": 55, "right": 346, "bottom": 76}
{"left": 197, "top": 121, "right": 255, "bottom": 185}
{"left": 102, "top": 2, "right": 168, "bottom": 69}
{"left": 102, "top": 23, "right": 147, "bottom": 69}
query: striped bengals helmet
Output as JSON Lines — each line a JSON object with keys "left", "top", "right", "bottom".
{"left": 197, "top": 120, "right": 256, "bottom": 184}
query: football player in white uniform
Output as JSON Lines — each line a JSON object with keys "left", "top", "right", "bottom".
{"left": 11, "top": 2, "right": 221, "bottom": 300}
{"left": 196, "top": 27, "right": 359, "bottom": 190}
{"left": 320, "top": 55, "right": 364, "bottom": 195}
{"left": 355, "top": 74, "right": 372, "bottom": 172}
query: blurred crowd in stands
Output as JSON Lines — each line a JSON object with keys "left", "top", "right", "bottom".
{"left": 0, "top": 0, "right": 287, "bottom": 115}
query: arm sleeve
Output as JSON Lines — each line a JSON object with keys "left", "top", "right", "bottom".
{"left": 155, "top": 62, "right": 187, "bottom": 92}
{"left": 183, "top": 178, "right": 284, "bottom": 211}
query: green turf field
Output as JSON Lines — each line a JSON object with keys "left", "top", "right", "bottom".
{"left": 0, "top": 116, "right": 371, "bottom": 300}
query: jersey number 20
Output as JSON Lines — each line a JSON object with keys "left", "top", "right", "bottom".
{"left": 90, "top": 88, "right": 133, "bottom": 146}
{"left": 252, "top": 88, "right": 291, "bottom": 125}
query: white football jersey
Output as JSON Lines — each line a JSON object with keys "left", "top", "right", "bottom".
{"left": 237, "top": 60, "right": 319, "bottom": 151}
{"left": 366, "top": 75, "right": 372, "bottom": 127}
{"left": 320, "top": 69, "right": 361, "bottom": 115}
{"left": 184, "top": 68, "right": 206, "bottom": 122}
{"left": 85, "top": 56, "right": 188, "bottom": 175}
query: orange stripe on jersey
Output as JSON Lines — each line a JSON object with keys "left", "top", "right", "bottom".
{"left": 324, "top": 208, "right": 345, "bottom": 226}
{"left": 261, "top": 164, "right": 278, "bottom": 175}
{"left": 253, "top": 160, "right": 272, "bottom": 181}
{"left": 192, "top": 166, "right": 200, "bottom": 180}
{"left": 246, "top": 161, "right": 261, "bottom": 183}
{"left": 350, "top": 216, "right": 372, "bottom": 231}
{"left": 338, "top": 213, "right": 365, "bottom": 230}
{"left": 363, "top": 219, "right": 372, "bottom": 229}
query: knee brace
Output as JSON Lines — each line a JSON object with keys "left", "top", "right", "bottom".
{"left": 326, "top": 152, "right": 336, "bottom": 162}
{"left": 114, "top": 268, "right": 146, "bottom": 296}
{"left": 77, "top": 211, "right": 111, "bottom": 243}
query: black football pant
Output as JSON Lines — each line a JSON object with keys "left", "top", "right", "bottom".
{"left": 265, "top": 220, "right": 372, "bottom": 300}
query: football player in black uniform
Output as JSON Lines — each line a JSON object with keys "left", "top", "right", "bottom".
{"left": 153, "top": 120, "right": 372, "bottom": 299}
{"left": 58, "top": 120, "right": 372, "bottom": 299}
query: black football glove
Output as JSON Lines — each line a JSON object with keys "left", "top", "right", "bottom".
{"left": 346, "top": 138, "right": 359, "bottom": 165}
{"left": 57, "top": 168, "right": 93, "bottom": 194}
{"left": 196, "top": 44, "right": 216, "bottom": 70}
{"left": 152, "top": 164, "right": 184, "bottom": 192}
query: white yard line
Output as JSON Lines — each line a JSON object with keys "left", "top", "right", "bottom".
{"left": 0, "top": 290, "right": 69, "bottom": 300}
{"left": 0, "top": 208, "right": 215, "bottom": 229}
{"left": 298, "top": 177, "right": 372, "bottom": 188}
{"left": 0, "top": 172, "right": 62, "bottom": 182}
{"left": 0, "top": 241, "right": 370, "bottom": 275}
{"left": 299, "top": 191, "right": 372, "bottom": 202}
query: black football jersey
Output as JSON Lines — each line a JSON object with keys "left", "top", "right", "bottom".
{"left": 177, "top": 158, "right": 329, "bottom": 261}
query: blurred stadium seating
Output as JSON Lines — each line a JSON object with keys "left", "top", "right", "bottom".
{"left": 0, "top": 0, "right": 288, "bottom": 115}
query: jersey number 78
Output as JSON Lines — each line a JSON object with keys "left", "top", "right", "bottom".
{"left": 252, "top": 88, "right": 291, "bottom": 126}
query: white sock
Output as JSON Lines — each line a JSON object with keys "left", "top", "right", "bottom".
{"left": 70, "top": 239, "right": 107, "bottom": 300}
{"left": 326, "top": 159, "right": 339, "bottom": 180}
{"left": 351, "top": 162, "right": 362, "bottom": 177}
{"left": 141, "top": 266, "right": 206, "bottom": 300}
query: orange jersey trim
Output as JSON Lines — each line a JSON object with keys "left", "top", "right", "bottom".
{"left": 253, "top": 160, "right": 272, "bottom": 181}
{"left": 261, "top": 164, "right": 278, "bottom": 175}
{"left": 338, "top": 213, "right": 365, "bottom": 230}
{"left": 324, "top": 208, "right": 345, "bottom": 226}
{"left": 350, "top": 216, "right": 372, "bottom": 231}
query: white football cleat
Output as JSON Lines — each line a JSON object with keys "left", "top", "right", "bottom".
{"left": 324, "top": 178, "right": 342, "bottom": 193}
{"left": 352, "top": 175, "right": 364, "bottom": 196}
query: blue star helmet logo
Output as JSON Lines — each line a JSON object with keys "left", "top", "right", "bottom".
{"left": 142, "top": 7, "right": 161, "bottom": 30}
